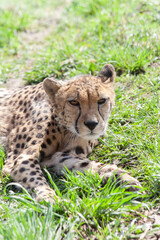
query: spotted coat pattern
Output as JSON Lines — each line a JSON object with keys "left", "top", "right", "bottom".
{"left": 0, "top": 64, "right": 141, "bottom": 202}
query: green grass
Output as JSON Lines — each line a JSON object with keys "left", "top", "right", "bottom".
{"left": 0, "top": 171, "right": 149, "bottom": 239}
{"left": 24, "top": 0, "right": 160, "bottom": 82}
{"left": 0, "top": 0, "right": 64, "bottom": 84}
{"left": 0, "top": 0, "right": 160, "bottom": 239}
{"left": 0, "top": 9, "right": 30, "bottom": 50}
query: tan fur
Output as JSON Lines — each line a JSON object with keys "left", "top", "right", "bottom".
{"left": 0, "top": 64, "right": 141, "bottom": 202}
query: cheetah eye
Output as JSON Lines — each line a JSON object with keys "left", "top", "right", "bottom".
{"left": 69, "top": 100, "right": 80, "bottom": 106}
{"left": 98, "top": 98, "right": 108, "bottom": 105}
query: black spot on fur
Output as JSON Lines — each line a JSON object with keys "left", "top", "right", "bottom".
{"left": 52, "top": 129, "right": 56, "bottom": 133}
{"left": 37, "top": 177, "right": 42, "bottom": 180}
{"left": 30, "top": 164, "right": 35, "bottom": 168}
{"left": 22, "top": 160, "right": 29, "bottom": 164}
{"left": 59, "top": 156, "right": 71, "bottom": 163}
{"left": 38, "top": 118, "right": 43, "bottom": 122}
{"left": 37, "top": 111, "right": 40, "bottom": 116}
{"left": 38, "top": 93, "right": 41, "bottom": 98}
{"left": 80, "top": 162, "right": 89, "bottom": 167}
{"left": 37, "top": 133, "right": 43, "bottom": 138}
{"left": 23, "top": 134, "right": 27, "bottom": 139}
{"left": 18, "top": 135, "right": 22, "bottom": 140}
{"left": 75, "top": 146, "right": 84, "bottom": 155}
{"left": 52, "top": 135, "right": 56, "bottom": 140}
{"left": 30, "top": 171, "right": 36, "bottom": 176}
{"left": 16, "top": 143, "right": 20, "bottom": 148}
{"left": 46, "top": 138, "right": 51, "bottom": 145}
{"left": 30, "top": 178, "right": 35, "bottom": 182}
{"left": 34, "top": 160, "right": 39, "bottom": 165}
{"left": 14, "top": 160, "right": 17, "bottom": 166}
{"left": 19, "top": 167, "right": 26, "bottom": 173}
{"left": 37, "top": 125, "right": 42, "bottom": 130}
{"left": 63, "top": 150, "right": 70, "bottom": 154}
{"left": 22, "top": 127, "right": 27, "bottom": 132}
{"left": 21, "top": 143, "right": 25, "bottom": 148}
{"left": 31, "top": 140, "right": 37, "bottom": 145}
{"left": 14, "top": 149, "right": 18, "bottom": 155}
{"left": 45, "top": 129, "right": 49, "bottom": 135}
{"left": 47, "top": 122, "right": 51, "bottom": 127}
{"left": 23, "top": 177, "right": 27, "bottom": 183}
{"left": 26, "top": 137, "right": 31, "bottom": 142}
{"left": 32, "top": 110, "right": 36, "bottom": 115}
{"left": 41, "top": 143, "right": 47, "bottom": 148}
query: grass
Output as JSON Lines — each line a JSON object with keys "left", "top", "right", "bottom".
{"left": 24, "top": 0, "right": 160, "bottom": 82}
{"left": 0, "top": 0, "right": 160, "bottom": 239}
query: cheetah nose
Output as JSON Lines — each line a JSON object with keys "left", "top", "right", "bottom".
{"left": 84, "top": 120, "right": 98, "bottom": 131}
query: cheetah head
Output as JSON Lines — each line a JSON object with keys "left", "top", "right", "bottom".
{"left": 43, "top": 64, "right": 116, "bottom": 140}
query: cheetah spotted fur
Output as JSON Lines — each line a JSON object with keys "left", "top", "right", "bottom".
{"left": 0, "top": 64, "right": 141, "bottom": 202}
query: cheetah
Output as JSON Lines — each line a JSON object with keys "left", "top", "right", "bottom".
{"left": 0, "top": 64, "right": 141, "bottom": 202}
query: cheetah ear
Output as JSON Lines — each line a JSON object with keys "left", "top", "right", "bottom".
{"left": 97, "top": 64, "right": 116, "bottom": 84}
{"left": 43, "top": 78, "right": 62, "bottom": 100}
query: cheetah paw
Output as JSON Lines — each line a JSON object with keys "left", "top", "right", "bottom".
{"left": 98, "top": 164, "right": 142, "bottom": 191}
{"left": 35, "top": 187, "right": 59, "bottom": 203}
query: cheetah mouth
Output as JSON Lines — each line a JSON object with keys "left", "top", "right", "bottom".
{"left": 81, "top": 132, "right": 101, "bottom": 140}
{"left": 71, "top": 126, "right": 102, "bottom": 140}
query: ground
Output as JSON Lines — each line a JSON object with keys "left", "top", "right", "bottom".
{"left": 0, "top": 0, "right": 159, "bottom": 239}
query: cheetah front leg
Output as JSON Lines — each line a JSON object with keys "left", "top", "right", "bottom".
{"left": 41, "top": 152, "right": 141, "bottom": 191}
{"left": 3, "top": 148, "right": 56, "bottom": 202}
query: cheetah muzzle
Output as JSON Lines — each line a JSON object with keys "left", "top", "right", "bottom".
{"left": 0, "top": 64, "right": 142, "bottom": 202}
